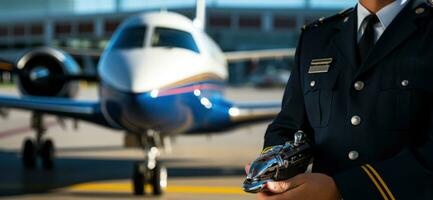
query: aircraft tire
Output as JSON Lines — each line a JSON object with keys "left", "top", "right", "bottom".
{"left": 22, "top": 139, "right": 36, "bottom": 169}
{"left": 40, "top": 139, "right": 55, "bottom": 170}
{"left": 132, "top": 162, "right": 146, "bottom": 195}
{"left": 151, "top": 163, "right": 167, "bottom": 195}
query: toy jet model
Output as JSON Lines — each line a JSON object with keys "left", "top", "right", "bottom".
{"left": 243, "top": 131, "right": 313, "bottom": 193}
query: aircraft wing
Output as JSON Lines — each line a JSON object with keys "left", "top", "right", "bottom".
{"left": 63, "top": 48, "right": 296, "bottom": 62}
{"left": 188, "top": 99, "right": 281, "bottom": 133}
{"left": 224, "top": 48, "right": 296, "bottom": 63}
{"left": 229, "top": 101, "right": 281, "bottom": 125}
{"left": 0, "top": 95, "right": 114, "bottom": 128}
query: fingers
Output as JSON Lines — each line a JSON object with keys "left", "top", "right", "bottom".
{"left": 266, "top": 181, "right": 293, "bottom": 193}
{"left": 257, "top": 185, "right": 306, "bottom": 200}
{"left": 266, "top": 174, "right": 305, "bottom": 194}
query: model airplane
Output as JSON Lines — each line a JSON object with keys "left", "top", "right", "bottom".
{"left": 0, "top": 0, "right": 294, "bottom": 196}
{"left": 243, "top": 131, "right": 313, "bottom": 193}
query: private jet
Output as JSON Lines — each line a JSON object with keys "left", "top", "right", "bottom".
{"left": 0, "top": 0, "right": 295, "bottom": 195}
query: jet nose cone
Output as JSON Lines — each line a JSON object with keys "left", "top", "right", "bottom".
{"left": 98, "top": 49, "right": 149, "bottom": 93}
{"left": 100, "top": 85, "right": 152, "bottom": 131}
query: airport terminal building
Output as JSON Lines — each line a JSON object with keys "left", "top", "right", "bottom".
{"left": 0, "top": 0, "right": 356, "bottom": 84}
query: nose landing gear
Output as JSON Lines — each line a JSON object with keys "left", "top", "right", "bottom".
{"left": 132, "top": 131, "right": 167, "bottom": 196}
{"left": 132, "top": 158, "right": 168, "bottom": 195}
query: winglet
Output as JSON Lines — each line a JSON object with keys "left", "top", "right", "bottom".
{"left": 193, "top": 0, "right": 206, "bottom": 31}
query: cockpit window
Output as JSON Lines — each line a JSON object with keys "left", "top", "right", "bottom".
{"left": 152, "top": 27, "right": 199, "bottom": 53}
{"left": 112, "top": 26, "right": 147, "bottom": 49}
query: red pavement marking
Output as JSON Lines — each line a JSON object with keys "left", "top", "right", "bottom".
{"left": 0, "top": 121, "right": 57, "bottom": 139}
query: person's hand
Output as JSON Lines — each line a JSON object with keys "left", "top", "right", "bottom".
{"left": 257, "top": 173, "right": 341, "bottom": 200}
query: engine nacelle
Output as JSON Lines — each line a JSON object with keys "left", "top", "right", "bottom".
{"left": 16, "top": 47, "right": 81, "bottom": 98}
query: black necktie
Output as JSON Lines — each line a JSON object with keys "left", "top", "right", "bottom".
{"left": 358, "top": 14, "right": 379, "bottom": 64}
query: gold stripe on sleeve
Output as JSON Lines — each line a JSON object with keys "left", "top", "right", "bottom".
{"left": 365, "top": 164, "right": 396, "bottom": 200}
{"left": 361, "top": 165, "right": 389, "bottom": 200}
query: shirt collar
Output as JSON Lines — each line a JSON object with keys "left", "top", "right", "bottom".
{"left": 357, "top": 0, "right": 409, "bottom": 31}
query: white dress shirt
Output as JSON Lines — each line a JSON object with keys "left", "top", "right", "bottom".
{"left": 357, "top": 0, "right": 409, "bottom": 42}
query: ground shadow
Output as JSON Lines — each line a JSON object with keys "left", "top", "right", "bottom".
{"left": 0, "top": 150, "right": 244, "bottom": 197}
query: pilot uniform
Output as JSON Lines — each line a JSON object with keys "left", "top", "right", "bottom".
{"left": 263, "top": 0, "right": 433, "bottom": 199}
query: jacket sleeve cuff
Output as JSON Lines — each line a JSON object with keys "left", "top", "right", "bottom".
{"left": 333, "top": 165, "right": 387, "bottom": 200}
{"left": 333, "top": 149, "right": 432, "bottom": 200}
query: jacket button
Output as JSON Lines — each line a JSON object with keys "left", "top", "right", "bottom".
{"left": 310, "top": 80, "right": 316, "bottom": 88}
{"left": 415, "top": 7, "right": 425, "bottom": 14}
{"left": 348, "top": 151, "right": 359, "bottom": 160}
{"left": 354, "top": 81, "right": 365, "bottom": 91}
{"left": 351, "top": 115, "right": 361, "bottom": 126}
{"left": 401, "top": 80, "right": 409, "bottom": 87}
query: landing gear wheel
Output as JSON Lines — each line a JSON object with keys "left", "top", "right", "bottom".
{"left": 40, "top": 139, "right": 55, "bottom": 170}
{"left": 151, "top": 163, "right": 167, "bottom": 195}
{"left": 132, "top": 162, "right": 146, "bottom": 195}
{"left": 22, "top": 139, "right": 36, "bottom": 169}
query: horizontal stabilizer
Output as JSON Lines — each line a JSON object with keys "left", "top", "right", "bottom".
{"left": 0, "top": 95, "right": 114, "bottom": 128}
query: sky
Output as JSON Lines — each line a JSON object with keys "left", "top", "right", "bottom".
{"left": 75, "top": 0, "right": 358, "bottom": 14}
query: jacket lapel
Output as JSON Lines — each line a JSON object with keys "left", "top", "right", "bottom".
{"left": 355, "top": 0, "right": 429, "bottom": 78}
{"left": 332, "top": 9, "right": 359, "bottom": 70}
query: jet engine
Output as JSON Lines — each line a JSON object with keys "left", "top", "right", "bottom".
{"left": 15, "top": 47, "right": 81, "bottom": 98}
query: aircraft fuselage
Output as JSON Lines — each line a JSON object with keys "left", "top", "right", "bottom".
{"left": 96, "top": 12, "right": 233, "bottom": 135}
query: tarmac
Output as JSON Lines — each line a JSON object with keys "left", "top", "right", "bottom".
{"left": 0, "top": 86, "right": 284, "bottom": 200}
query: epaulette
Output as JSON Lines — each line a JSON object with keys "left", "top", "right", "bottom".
{"left": 301, "top": 7, "right": 354, "bottom": 31}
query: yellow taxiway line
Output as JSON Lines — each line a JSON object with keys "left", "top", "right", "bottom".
{"left": 68, "top": 182, "right": 246, "bottom": 195}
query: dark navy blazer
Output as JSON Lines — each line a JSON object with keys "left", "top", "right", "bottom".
{"left": 263, "top": 0, "right": 433, "bottom": 199}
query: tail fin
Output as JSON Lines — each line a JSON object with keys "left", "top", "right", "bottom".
{"left": 193, "top": 0, "right": 206, "bottom": 31}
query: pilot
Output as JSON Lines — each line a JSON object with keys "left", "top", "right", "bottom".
{"left": 248, "top": 0, "right": 433, "bottom": 199}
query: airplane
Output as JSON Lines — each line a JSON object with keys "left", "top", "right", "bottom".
{"left": 0, "top": 0, "right": 295, "bottom": 196}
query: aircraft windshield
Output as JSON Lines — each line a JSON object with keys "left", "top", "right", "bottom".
{"left": 112, "top": 26, "right": 147, "bottom": 49}
{"left": 152, "top": 27, "right": 199, "bottom": 53}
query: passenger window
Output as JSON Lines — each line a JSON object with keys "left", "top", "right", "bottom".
{"left": 152, "top": 27, "right": 199, "bottom": 53}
